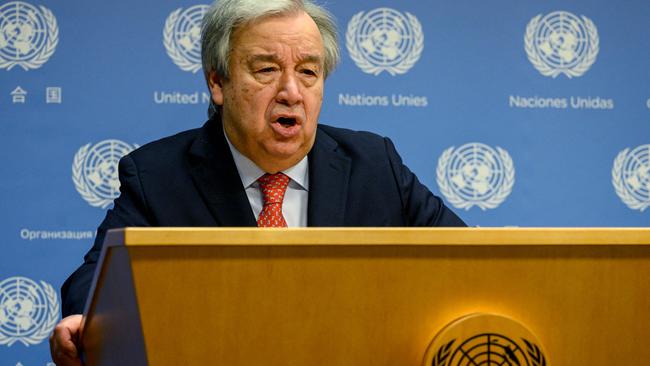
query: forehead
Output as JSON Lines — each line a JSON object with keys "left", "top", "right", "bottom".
{"left": 230, "top": 11, "right": 325, "bottom": 60}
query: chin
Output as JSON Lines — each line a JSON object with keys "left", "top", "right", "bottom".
{"left": 265, "top": 143, "right": 307, "bottom": 162}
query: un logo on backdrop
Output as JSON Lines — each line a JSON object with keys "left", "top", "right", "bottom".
{"left": 437, "top": 143, "right": 515, "bottom": 211}
{"left": 0, "top": 277, "right": 58, "bottom": 347}
{"left": 612, "top": 144, "right": 650, "bottom": 212}
{"left": 346, "top": 8, "right": 423, "bottom": 76}
{"left": 163, "top": 5, "right": 209, "bottom": 73}
{"left": 0, "top": 1, "right": 58, "bottom": 71}
{"left": 525, "top": 11, "right": 599, "bottom": 78}
{"left": 72, "top": 139, "right": 138, "bottom": 209}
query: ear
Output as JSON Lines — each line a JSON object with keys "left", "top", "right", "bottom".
{"left": 207, "top": 71, "right": 224, "bottom": 106}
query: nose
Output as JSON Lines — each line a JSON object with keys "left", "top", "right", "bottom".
{"left": 275, "top": 72, "right": 303, "bottom": 106}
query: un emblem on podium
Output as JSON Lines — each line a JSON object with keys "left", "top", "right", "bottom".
{"left": 423, "top": 314, "right": 548, "bottom": 366}
{"left": 72, "top": 139, "right": 138, "bottom": 209}
{"left": 346, "top": 7, "right": 423, "bottom": 75}
{"left": 525, "top": 11, "right": 598, "bottom": 78}
{"left": 612, "top": 144, "right": 650, "bottom": 212}
{"left": 0, "top": 276, "right": 59, "bottom": 347}
{"left": 0, "top": 1, "right": 58, "bottom": 71}
{"left": 163, "top": 5, "right": 209, "bottom": 73}
{"left": 436, "top": 143, "right": 515, "bottom": 211}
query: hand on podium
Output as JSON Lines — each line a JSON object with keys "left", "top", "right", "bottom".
{"left": 50, "top": 314, "right": 83, "bottom": 366}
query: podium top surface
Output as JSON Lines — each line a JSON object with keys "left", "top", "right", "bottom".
{"left": 104, "top": 227, "right": 650, "bottom": 246}
{"left": 88, "top": 227, "right": 650, "bottom": 365}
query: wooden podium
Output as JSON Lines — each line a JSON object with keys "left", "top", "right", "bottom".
{"left": 81, "top": 228, "right": 650, "bottom": 365}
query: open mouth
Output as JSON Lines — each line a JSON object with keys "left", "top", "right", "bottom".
{"left": 270, "top": 115, "right": 302, "bottom": 138}
{"left": 277, "top": 117, "right": 297, "bottom": 127}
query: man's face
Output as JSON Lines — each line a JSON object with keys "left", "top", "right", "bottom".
{"left": 209, "top": 11, "right": 325, "bottom": 173}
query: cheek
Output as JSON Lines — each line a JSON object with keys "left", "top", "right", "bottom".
{"left": 305, "top": 88, "right": 323, "bottom": 118}
{"left": 239, "top": 85, "right": 251, "bottom": 96}
{"left": 232, "top": 85, "right": 261, "bottom": 122}
{"left": 249, "top": 88, "right": 281, "bottom": 123}
{"left": 249, "top": 89, "right": 274, "bottom": 128}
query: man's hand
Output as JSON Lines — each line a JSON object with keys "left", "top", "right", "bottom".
{"left": 49, "top": 314, "right": 83, "bottom": 366}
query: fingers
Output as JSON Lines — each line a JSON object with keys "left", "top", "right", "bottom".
{"left": 49, "top": 314, "right": 83, "bottom": 366}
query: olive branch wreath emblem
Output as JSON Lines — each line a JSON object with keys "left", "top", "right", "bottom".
{"left": 436, "top": 145, "right": 515, "bottom": 211}
{"left": 0, "top": 280, "right": 59, "bottom": 346}
{"left": 72, "top": 143, "right": 112, "bottom": 209}
{"left": 163, "top": 7, "right": 203, "bottom": 74}
{"left": 0, "top": 4, "right": 58, "bottom": 71}
{"left": 430, "top": 339, "right": 454, "bottom": 366}
{"left": 522, "top": 338, "right": 547, "bottom": 366}
{"left": 72, "top": 141, "right": 138, "bottom": 209}
{"left": 612, "top": 147, "right": 650, "bottom": 212}
{"left": 346, "top": 10, "right": 424, "bottom": 76}
{"left": 524, "top": 13, "right": 599, "bottom": 78}
{"left": 431, "top": 338, "right": 546, "bottom": 366}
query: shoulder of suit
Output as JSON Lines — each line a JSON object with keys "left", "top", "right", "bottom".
{"left": 122, "top": 124, "right": 204, "bottom": 169}
{"left": 131, "top": 126, "right": 202, "bottom": 154}
{"left": 316, "top": 124, "right": 390, "bottom": 154}
{"left": 317, "top": 123, "right": 389, "bottom": 149}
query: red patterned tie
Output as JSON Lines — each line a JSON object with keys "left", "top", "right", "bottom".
{"left": 257, "top": 173, "right": 290, "bottom": 227}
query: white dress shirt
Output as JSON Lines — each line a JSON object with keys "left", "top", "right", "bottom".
{"left": 224, "top": 132, "right": 309, "bottom": 227}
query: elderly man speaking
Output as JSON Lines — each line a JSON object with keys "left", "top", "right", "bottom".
{"left": 50, "top": 0, "right": 465, "bottom": 364}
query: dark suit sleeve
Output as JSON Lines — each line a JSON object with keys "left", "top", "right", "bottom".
{"left": 383, "top": 137, "right": 466, "bottom": 227}
{"left": 61, "top": 154, "right": 152, "bottom": 316}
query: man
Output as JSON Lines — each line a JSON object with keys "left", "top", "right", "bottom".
{"left": 50, "top": 0, "right": 465, "bottom": 364}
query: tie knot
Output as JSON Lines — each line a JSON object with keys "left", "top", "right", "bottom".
{"left": 257, "top": 173, "right": 290, "bottom": 204}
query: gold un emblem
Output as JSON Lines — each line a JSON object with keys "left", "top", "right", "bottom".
{"left": 423, "top": 313, "right": 548, "bottom": 366}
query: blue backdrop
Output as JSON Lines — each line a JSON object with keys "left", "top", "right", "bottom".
{"left": 1, "top": 0, "right": 648, "bottom": 364}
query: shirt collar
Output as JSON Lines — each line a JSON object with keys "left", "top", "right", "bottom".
{"left": 224, "top": 128, "right": 309, "bottom": 190}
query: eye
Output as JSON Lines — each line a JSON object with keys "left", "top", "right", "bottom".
{"left": 257, "top": 67, "right": 277, "bottom": 74}
{"left": 300, "top": 68, "right": 318, "bottom": 77}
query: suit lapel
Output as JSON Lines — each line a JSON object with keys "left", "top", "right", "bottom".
{"left": 187, "top": 118, "right": 257, "bottom": 227}
{"left": 307, "top": 128, "right": 351, "bottom": 227}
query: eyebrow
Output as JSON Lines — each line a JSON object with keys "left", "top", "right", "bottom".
{"left": 247, "top": 53, "right": 323, "bottom": 65}
{"left": 300, "top": 54, "right": 323, "bottom": 65}
{"left": 247, "top": 54, "right": 278, "bottom": 64}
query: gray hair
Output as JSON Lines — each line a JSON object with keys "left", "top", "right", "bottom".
{"left": 201, "top": 0, "right": 340, "bottom": 82}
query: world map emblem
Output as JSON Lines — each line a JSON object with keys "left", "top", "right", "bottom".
{"left": 436, "top": 143, "right": 515, "bottom": 210}
{"left": 72, "top": 139, "right": 138, "bottom": 209}
{"left": 0, "top": 1, "right": 58, "bottom": 71}
{"left": 346, "top": 7, "right": 424, "bottom": 76}
{"left": 612, "top": 144, "right": 650, "bottom": 212}
{"left": 423, "top": 314, "right": 548, "bottom": 366}
{"left": 163, "top": 4, "right": 209, "bottom": 73}
{"left": 0, "top": 276, "right": 59, "bottom": 346}
{"left": 525, "top": 11, "right": 599, "bottom": 78}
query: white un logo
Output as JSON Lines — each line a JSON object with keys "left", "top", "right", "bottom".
{"left": 0, "top": 1, "right": 58, "bottom": 71}
{"left": 437, "top": 143, "right": 515, "bottom": 211}
{"left": 346, "top": 7, "right": 423, "bottom": 76}
{"left": 0, "top": 276, "right": 59, "bottom": 347}
{"left": 72, "top": 139, "right": 138, "bottom": 209}
{"left": 612, "top": 144, "right": 650, "bottom": 212}
{"left": 525, "top": 11, "right": 599, "bottom": 78}
{"left": 163, "top": 4, "right": 209, "bottom": 73}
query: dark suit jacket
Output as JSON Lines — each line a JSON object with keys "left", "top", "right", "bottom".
{"left": 61, "top": 117, "right": 465, "bottom": 316}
